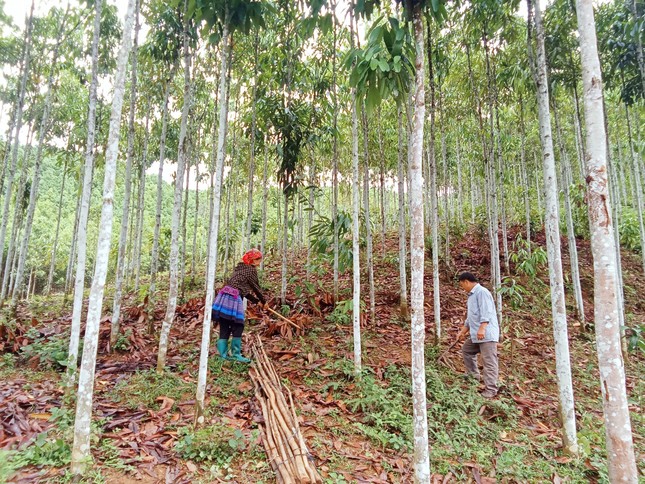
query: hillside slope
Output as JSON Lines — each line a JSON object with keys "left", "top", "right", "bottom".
{"left": 0, "top": 227, "right": 643, "bottom": 483}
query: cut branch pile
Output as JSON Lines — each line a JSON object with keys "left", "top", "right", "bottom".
{"left": 249, "top": 336, "right": 322, "bottom": 484}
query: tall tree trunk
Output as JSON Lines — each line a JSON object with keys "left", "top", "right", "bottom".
{"left": 439, "top": 89, "right": 451, "bottom": 268}
{"left": 331, "top": 0, "right": 339, "bottom": 303}
{"left": 191, "top": 147, "right": 199, "bottom": 284}
{"left": 427, "top": 23, "right": 440, "bottom": 342}
{"left": 349, "top": 12, "right": 362, "bottom": 375}
{"left": 495, "top": 102, "right": 509, "bottom": 274}
{"left": 65, "top": 184, "right": 82, "bottom": 295}
{"left": 456, "top": 137, "right": 463, "bottom": 224}
{"left": 46, "top": 155, "right": 68, "bottom": 295}
{"left": 245, "top": 34, "right": 259, "bottom": 252}
{"left": 180, "top": 155, "right": 190, "bottom": 299}
{"left": 397, "top": 107, "right": 408, "bottom": 319}
{"left": 553, "top": 97, "right": 585, "bottom": 324}
{"left": 624, "top": 104, "right": 645, "bottom": 274}
{"left": 483, "top": 34, "right": 502, "bottom": 332}
{"left": 575, "top": 0, "right": 638, "bottom": 480}
{"left": 410, "top": 8, "right": 430, "bottom": 482}
{"left": 260, "top": 145, "right": 268, "bottom": 270}
{"left": 519, "top": 93, "right": 532, "bottom": 255}
{"left": 66, "top": 0, "right": 102, "bottom": 389}
{"left": 11, "top": 7, "right": 69, "bottom": 307}
{"left": 195, "top": 23, "right": 231, "bottom": 422}
{"left": 111, "top": 2, "right": 140, "bottom": 346}
{"left": 529, "top": 0, "right": 579, "bottom": 454}
{"left": 70, "top": 0, "right": 135, "bottom": 472}
{"left": 157, "top": 5, "right": 192, "bottom": 372}
{"left": 361, "top": 109, "right": 375, "bottom": 324}
{"left": 281, "top": 193, "right": 288, "bottom": 305}
{"left": 377, "top": 111, "right": 386, "bottom": 255}
{"left": 133, "top": 104, "right": 151, "bottom": 292}
{"left": 149, "top": 64, "right": 176, "bottom": 329}
{"left": 306, "top": 159, "right": 315, "bottom": 279}
{"left": 1, "top": 127, "right": 33, "bottom": 302}
{"left": 0, "top": 1, "right": 34, "bottom": 292}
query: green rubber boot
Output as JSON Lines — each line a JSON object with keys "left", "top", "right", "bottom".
{"left": 230, "top": 338, "right": 251, "bottom": 363}
{"left": 216, "top": 339, "right": 230, "bottom": 360}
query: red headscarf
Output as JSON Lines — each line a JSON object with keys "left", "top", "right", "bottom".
{"left": 242, "top": 249, "right": 263, "bottom": 265}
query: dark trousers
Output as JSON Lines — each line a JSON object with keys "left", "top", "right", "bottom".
{"left": 216, "top": 317, "right": 244, "bottom": 340}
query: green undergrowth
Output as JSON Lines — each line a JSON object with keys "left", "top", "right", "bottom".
{"left": 207, "top": 357, "right": 255, "bottom": 404}
{"left": 107, "top": 369, "right": 192, "bottom": 411}
{"left": 302, "top": 337, "right": 622, "bottom": 483}
{"left": 0, "top": 405, "right": 126, "bottom": 483}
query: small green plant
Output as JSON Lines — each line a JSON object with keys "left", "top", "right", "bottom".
{"left": 498, "top": 277, "right": 527, "bottom": 310}
{"left": 625, "top": 323, "right": 645, "bottom": 354}
{"left": 0, "top": 352, "right": 16, "bottom": 369}
{"left": 509, "top": 235, "right": 547, "bottom": 279}
{"left": 618, "top": 208, "right": 643, "bottom": 253}
{"left": 326, "top": 299, "right": 365, "bottom": 326}
{"left": 11, "top": 432, "right": 71, "bottom": 468}
{"left": 309, "top": 212, "right": 353, "bottom": 272}
{"left": 174, "top": 423, "right": 246, "bottom": 465}
{"left": 0, "top": 450, "right": 20, "bottom": 483}
{"left": 326, "top": 299, "right": 352, "bottom": 325}
{"left": 113, "top": 329, "right": 132, "bottom": 352}
{"left": 20, "top": 333, "right": 69, "bottom": 370}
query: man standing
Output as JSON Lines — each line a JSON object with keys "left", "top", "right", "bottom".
{"left": 456, "top": 272, "right": 499, "bottom": 398}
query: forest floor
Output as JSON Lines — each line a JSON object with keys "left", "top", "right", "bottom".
{"left": 0, "top": 226, "right": 643, "bottom": 483}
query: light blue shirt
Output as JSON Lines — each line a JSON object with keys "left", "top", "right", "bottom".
{"left": 465, "top": 283, "right": 499, "bottom": 343}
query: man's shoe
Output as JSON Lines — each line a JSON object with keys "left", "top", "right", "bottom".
{"left": 230, "top": 338, "right": 251, "bottom": 363}
{"left": 480, "top": 390, "right": 497, "bottom": 399}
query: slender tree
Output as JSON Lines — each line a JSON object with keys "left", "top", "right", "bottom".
{"left": 528, "top": 0, "right": 578, "bottom": 455}
{"left": 575, "top": 0, "right": 638, "bottom": 480}
{"left": 110, "top": 0, "right": 141, "bottom": 347}
{"left": 157, "top": 0, "right": 193, "bottom": 372}
{"left": 71, "top": 0, "right": 136, "bottom": 472}
{"left": 66, "top": 0, "right": 103, "bottom": 389}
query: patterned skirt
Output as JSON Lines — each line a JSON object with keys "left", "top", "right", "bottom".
{"left": 212, "top": 285, "right": 245, "bottom": 325}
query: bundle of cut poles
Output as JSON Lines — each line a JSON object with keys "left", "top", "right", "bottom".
{"left": 250, "top": 335, "right": 322, "bottom": 484}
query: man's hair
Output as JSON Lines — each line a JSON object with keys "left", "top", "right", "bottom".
{"left": 458, "top": 272, "right": 478, "bottom": 282}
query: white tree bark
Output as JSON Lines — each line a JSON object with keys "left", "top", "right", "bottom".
{"left": 133, "top": 105, "right": 151, "bottom": 292}
{"left": 553, "top": 99, "right": 584, "bottom": 324}
{"left": 70, "top": 0, "right": 135, "bottom": 472}
{"left": 157, "top": 8, "right": 192, "bottom": 372}
{"left": 281, "top": 193, "right": 288, "bottom": 305}
{"left": 361, "top": 110, "right": 375, "bottom": 323}
{"left": 66, "top": 0, "right": 102, "bottom": 389}
{"left": 110, "top": 2, "right": 140, "bottom": 346}
{"left": 10, "top": 8, "right": 68, "bottom": 307}
{"left": 149, "top": 64, "right": 176, "bottom": 317}
{"left": 519, "top": 96, "right": 532, "bottom": 255}
{"left": 530, "top": 0, "right": 578, "bottom": 454}
{"left": 2, "top": 129, "right": 33, "bottom": 302}
{"left": 195, "top": 25, "right": 230, "bottom": 422}
{"left": 624, "top": 105, "right": 645, "bottom": 275}
{"left": 45, "top": 155, "right": 68, "bottom": 295}
{"left": 397, "top": 107, "right": 408, "bottom": 319}
{"left": 0, "top": 1, "right": 34, "bottom": 297}
{"left": 575, "top": 0, "right": 638, "bottom": 480}
{"left": 260, "top": 145, "right": 268, "bottom": 270}
{"left": 411, "top": 7, "right": 430, "bottom": 483}
{"left": 331, "top": 0, "right": 339, "bottom": 302}
{"left": 427, "top": 46, "right": 441, "bottom": 342}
